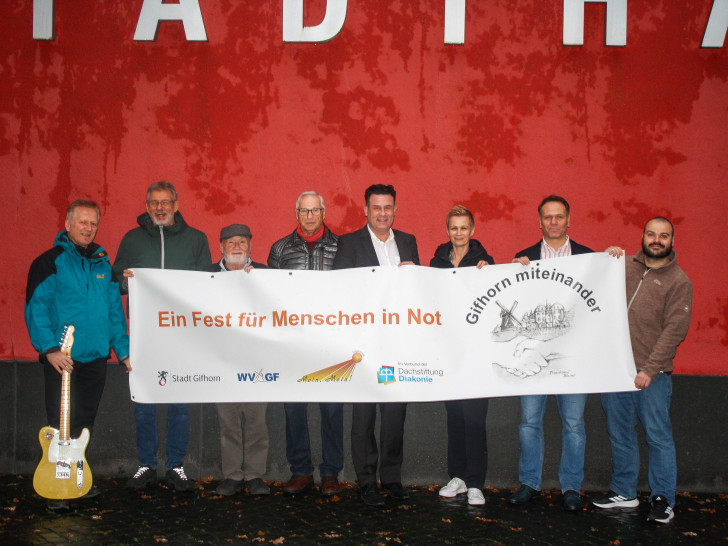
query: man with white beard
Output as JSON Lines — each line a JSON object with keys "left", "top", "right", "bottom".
{"left": 113, "top": 181, "right": 211, "bottom": 492}
{"left": 204, "top": 224, "right": 270, "bottom": 496}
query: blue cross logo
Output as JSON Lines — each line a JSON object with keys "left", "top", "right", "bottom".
{"left": 378, "top": 366, "right": 395, "bottom": 384}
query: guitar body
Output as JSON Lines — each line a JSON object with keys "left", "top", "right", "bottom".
{"left": 33, "top": 425, "right": 92, "bottom": 499}
{"left": 33, "top": 326, "right": 93, "bottom": 500}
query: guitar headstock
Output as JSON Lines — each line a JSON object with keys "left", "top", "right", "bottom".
{"left": 60, "top": 325, "right": 75, "bottom": 357}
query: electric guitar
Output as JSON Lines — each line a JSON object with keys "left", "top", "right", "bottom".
{"left": 33, "top": 325, "right": 93, "bottom": 499}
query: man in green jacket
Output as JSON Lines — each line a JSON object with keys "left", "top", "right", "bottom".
{"left": 113, "top": 181, "right": 211, "bottom": 492}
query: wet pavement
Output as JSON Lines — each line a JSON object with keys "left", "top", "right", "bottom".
{"left": 1, "top": 475, "right": 726, "bottom": 544}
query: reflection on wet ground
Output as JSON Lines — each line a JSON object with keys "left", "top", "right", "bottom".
{"left": 1, "top": 475, "right": 725, "bottom": 544}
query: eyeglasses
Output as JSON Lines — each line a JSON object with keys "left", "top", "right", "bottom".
{"left": 148, "top": 200, "right": 175, "bottom": 208}
{"left": 297, "top": 208, "right": 323, "bottom": 216}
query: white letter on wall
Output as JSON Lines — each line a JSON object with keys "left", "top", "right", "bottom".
{"left": 283, "top": 0, "right": 347, "bottom": 43}
{"left": 134, "top": 0, "right": 207, "bottom": 42}
{"left": 33, "top": 0, "right": 54, "bottom": 40}
{"left": 444, "top": 0, "right": 466, "bottom": 45}
{"left": 563, "top": 0, "right": 627, "bottom": 46}
{"left": 702, "top": 0, "right": 728, "bottom": 47}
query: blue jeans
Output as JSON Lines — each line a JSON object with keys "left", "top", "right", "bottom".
{"left": 284, "top": 402, "right": 343, "bottom": 477}
{"left": 134, "top": 402, "right": 189, "bottom": 471}
{"left": 518, "top": 394, "right": 587, "bottom": 492}
{"left": 601, "top": 373, "right": 676, "bottom": 506}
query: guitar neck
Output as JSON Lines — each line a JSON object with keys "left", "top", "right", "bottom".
{"left": 59, "top": 370, "right": 71, "bottom": 443}
{"left": 57, "top": 325, "right": 75, "bottom": 444}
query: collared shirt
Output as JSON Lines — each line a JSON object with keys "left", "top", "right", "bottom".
{"left": 218, "top": 257, "right": 251, "bottom": 271}
{"left": 540, "top": 236, "right": 572, "bottom": 260}
{"left": 367, "top": 226, "right": 401, "bottom": 266}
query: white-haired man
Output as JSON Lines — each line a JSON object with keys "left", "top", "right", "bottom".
{"left": 267, "top": 191, "right": 342, "bottom": 496}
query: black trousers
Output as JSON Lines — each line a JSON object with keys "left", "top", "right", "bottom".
{"left": 445, "top": 398, "right": 489, "bottom": 488}
{"left": 43, "top": 356, "right": 108, "bottom": 440}
{"left": 351, "top": 402, "right": 407, "bottom": 486}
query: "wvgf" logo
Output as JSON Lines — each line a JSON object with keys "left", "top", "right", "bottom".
{"left": 237, "top": 370, "right": 280, "bottom": 383}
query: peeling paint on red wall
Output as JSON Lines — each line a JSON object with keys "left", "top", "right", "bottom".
{"left": 1, "top": 1, "right": 726, "bottom": 374}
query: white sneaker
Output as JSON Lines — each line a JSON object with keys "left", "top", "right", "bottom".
{"left": 467, "top": 488, "right": 486, "bottom": 505}
{"left": 439, "top": 477, "right": 467, "bottom": 497}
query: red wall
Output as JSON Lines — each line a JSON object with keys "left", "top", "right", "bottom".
{"left": 2, "top": 1, "right": 727, "bottom": 374}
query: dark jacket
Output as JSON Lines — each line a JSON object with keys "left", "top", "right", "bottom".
{"left": 430, "top": 239, "right": 494, "bottom": 269}
{"left": 113, "top": 211, "right": 211, "bottom": 293}
{"left": 626, "top": 249, "right": 692, "bottom": 377}
{"left": 515, "top": 239, "right": 593, "bottom": 260}
{"left": 204, "top": 258, "right": 267, "bottom": 273}
{"left": 25, "top": 231, "right": 129, "bottom": 362}
{"left": 333, "top": 226, "right": 419, "bottom": 269}
{"left": 267, "top": 226, "right": 338, "bottom": 271}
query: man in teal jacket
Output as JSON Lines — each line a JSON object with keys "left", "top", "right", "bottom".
{"left": 113, "top": 181, "right": 211, "bottom": 492}
{"left": 25, "top": 199, "right": 130, "bottom": 510}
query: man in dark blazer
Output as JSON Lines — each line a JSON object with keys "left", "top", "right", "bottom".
{"left": 333, "top": 184, "right": 419, "bottom": 506}
{"left": 508, "top": 195, "right": 593, "bottom": 512}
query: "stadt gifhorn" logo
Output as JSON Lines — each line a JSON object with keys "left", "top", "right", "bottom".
{"left": 158, "top": 370, "right": 168, "bottom": 386}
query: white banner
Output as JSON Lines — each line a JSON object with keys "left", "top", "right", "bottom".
{"left": 128, "top": 254, "right": 636, "bottom": 403}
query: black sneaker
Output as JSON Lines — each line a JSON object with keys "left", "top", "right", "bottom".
{"left": 592, "top": 490, "right": 639, "bottom": 509}
{"left": 166, "top": 465, "right": 195, "bottom": 491}
{"left": 245, "top": 478, "right": 270, "bottom": 496}
{"left": 126, "top": 466, "right": 156, "bottom": 490}
{"left": 508, "top": 484, "right": 540, "bottom": 504}
{"left": 647, "top": 495, "right": 674, "bottom": 523}
{"left": 360, "top": 483, "right": 385, "bottom": 507}
{"left": 381, "top": 482, "right": 409, "bottom": 500}
{"left": 563, "top": 490, "right": 583, "bottom": 511}
{"left": 47, "top": 498, "right": 70, "bottom": 511}
{"left": 215, "top": 478, "right": 244, "bottom": 496}
{"left": 82, "top": 486, "right": 101, "bottom": 499}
